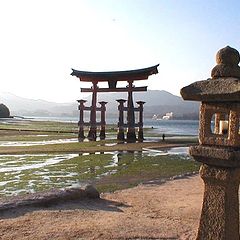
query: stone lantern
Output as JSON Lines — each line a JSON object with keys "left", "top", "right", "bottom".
{"left": 181, "top": 46, "right": 240, "bottom": 240}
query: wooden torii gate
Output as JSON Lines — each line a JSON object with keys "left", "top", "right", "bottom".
{"left": 71, "top": 64, "right": 159, "bottom": 141}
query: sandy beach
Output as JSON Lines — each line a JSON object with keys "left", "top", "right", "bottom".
{"left": 0, "top": 175, "right": 203, "bottom": 240}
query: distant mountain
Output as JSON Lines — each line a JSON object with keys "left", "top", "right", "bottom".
{"left": 0, "top": 90, "right": 199, "bottom": 119}
{"left": 0, "top": 92, "right": 78, "bottom": 117}
{"left": 86, "top": 90, "right": 181, "bottom": 106}
{"left": 85, "top": 90, "right": 199, "bottom": 119}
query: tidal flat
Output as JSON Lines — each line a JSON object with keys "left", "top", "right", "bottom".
{"left": 0, "top": 119, "right": 199, "bottom": 197}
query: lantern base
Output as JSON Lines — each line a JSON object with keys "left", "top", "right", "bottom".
{"left": 196, "top": 164, "right": 240, "bottom": 240}
{"left": 190, "top": 145, "right": 240, "bottom": 168}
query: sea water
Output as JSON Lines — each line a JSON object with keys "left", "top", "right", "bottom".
{"left": 144, "top": 119, "right": 199, "bottom": 136}
{"left": 19, "top": 117, "right": 199, "bottom": 136}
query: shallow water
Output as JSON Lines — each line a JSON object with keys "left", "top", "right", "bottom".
{"left": 0, "top": 147, "right": 193, "bottom": 196}
{"left": 142, "top": 147, "right": 189, "bottom": 155}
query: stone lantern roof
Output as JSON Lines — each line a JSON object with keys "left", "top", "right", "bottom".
{"left": 180, "top": 46, "right": 240, "bottom": 102}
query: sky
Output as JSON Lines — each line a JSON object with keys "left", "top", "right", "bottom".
{"left": 0, "top": 0, "right": 240, "bottom": 103}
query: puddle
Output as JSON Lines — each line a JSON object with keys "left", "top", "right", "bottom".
{"left": 104, "top": 143, "right": 117, "bottom": 147}
{"left": 167, "top": 147, "right": 189, "bottom": 155}
{"left": 0, "top": 154, "right": 77, "bottom": 173}
{"left": 142, "top": 147, "right": 189, "bottom": 156}
{"left": 0, "top": 138, "right": 78, "bottom": 146}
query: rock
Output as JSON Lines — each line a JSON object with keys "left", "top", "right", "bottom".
{"left": 84, "top": 185, "right": 100, "bottom": 199}
{"left": 0, "top": 185, "right": 100, "bottom": 212}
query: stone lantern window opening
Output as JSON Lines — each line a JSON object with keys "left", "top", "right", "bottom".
{"left": 198, "top": 102, "right": 240, "bottom": 147}
{"left": 209, "top": 109, "right": 230, "bottom": 135}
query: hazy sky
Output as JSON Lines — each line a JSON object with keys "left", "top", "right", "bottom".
{"left": 0, "top": 0, "right": 239, "bottom": 102}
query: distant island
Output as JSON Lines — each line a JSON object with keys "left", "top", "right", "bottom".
{"left": 0, "top": 103, "right": 10, "bottom": 118}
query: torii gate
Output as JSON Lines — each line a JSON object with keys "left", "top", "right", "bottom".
{"left": 71, "top": 64, "right": 159, "bottom": 141}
